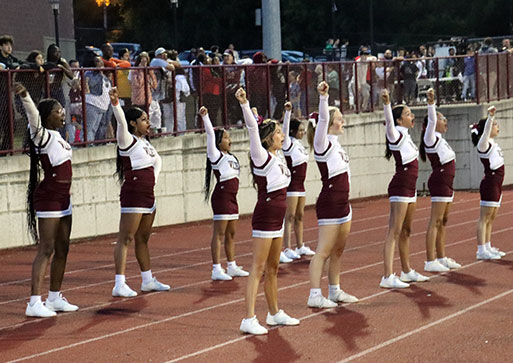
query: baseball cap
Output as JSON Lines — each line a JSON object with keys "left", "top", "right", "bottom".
{"left": 155, "top": 47, "right": 166, "bottom": 56}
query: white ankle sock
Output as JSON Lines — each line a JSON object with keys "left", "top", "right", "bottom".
{"left": 478, "top": 245, "right": 487, "bottom": 253}
{"left": 115, "top": 274, "right": 126, "bottom": 288}
{"left": 309, "top": 288, "right": 322, "bottom": 298}
{"left": 213, "top": 264, "right": 222, "bottom": 272}
{"left": 436, "top": 258, "right": 446, "bottom": 263}
{"left": 47, "top": 291, "right": 60, "bottom": 302}
{"left": 227, "top": 261, "right": 237, "bottom": 269}
{"left": 328, "top": 285, "right": 340, "bottom": 295}
{"left": 485, "top": 242, "right": 492, "bottom": 250}
{"left": 141, "top": 270, "right": 153, "bottom": 284}
{"left": 30, "top": 295, "right": 41, "bottom": 306}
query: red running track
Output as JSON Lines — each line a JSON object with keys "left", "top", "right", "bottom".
{"left": 1, "top": 191, "right": 513, "bottom": 362}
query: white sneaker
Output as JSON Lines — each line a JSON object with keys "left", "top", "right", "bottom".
{"left": 296, "top": 245, "right": 316, "bottom": 256}
{"left": 307, "top": 294, "right": 338, "bottom": 308}
{"left": 25, "top": 300, "right": 57, "bottom": 318}
{"left": 400, "top": 269, "right": 430, "bottom": 282}
{"left": 240, "top": 316, "right": 268, "bottom": 335}
{"left": 279, "top": 251, "right": 293, "bottom": 263}
{"left": 112, "top": 283, "right": 138, "bottom": 297}
{"left": 476, "top": 249, "right": 501, "bottom": 260}
{"left": 424, "top": 260, "right": 450, "bottom": 272}
{"left": 141, "top": 277, "right": 171, "bottom": 292}
{"left": 284, "top": 248, "right": 301, "bottom": 260}
{"left": 45, "top": 293, "right": 79, "bottom": 312}
{"left": 329, "top": 289, "right": 359, "bottom": 303}
{"left": 266, "top": 309, "right": 300, "bottom": 326}
{"left": 212, "top": 268, "right": 233, "bottom": 281}
{"left": 438, "top": 257, "right": 461, "bottom": 269}
{"left": 380, "top": 274, "right": 410, "bottom": 289}
{"left": 227, "top": 265, "right": 249, "bottom": 277}
{"left": 489, "top": 246, "right": 506, "bottom": 257}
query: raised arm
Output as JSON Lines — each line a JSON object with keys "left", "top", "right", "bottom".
{"left": 235, "top": 88, "right": 268, "bottom": 166}
{"left": 109, "top": 88, "right": 133, "bottom": 149}
{"left": 199, "top": 106, "right": 221, "bottom": 161}
{"left": 382, "top": 89, "right": 400, "bottom": 143}
{"left": 314, "top": 81, "right": 330, "bottom": 153}
{"left": 14, "top": 83, "right": 48, "bottom": 145}
{"left": 424, "top": 88, "right": 437, "bottom": 146}
{"left": 282, "top": 102, "right": 292, "bottom": 150}
{"left": 477, "top": 106, "right": 496, "bottom": 152}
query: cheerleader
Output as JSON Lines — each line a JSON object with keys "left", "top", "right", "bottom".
{"left": 471, "top": 106, "right": 505, "bottom": 259}
{"left": 199, "top": 106, "right": 249, "bottom": 280}
{"left": 420, "top": 89, "right": 461, "bottom": 272}
{"left": 235, "top": 88, "right": 300, "bottom": 335}
{"left": 109, "top": 88, "right": 170, "bottom": 297}
{"left": 281, "top": 102, "right": 315, "bottom": 261}
{"left": 380, "top": 89, "right": 429, "bottom": 289}
{"left": 307, "top": 81, "right": 358, "bottom": 308}
{"left": 15, "top": 83, "right": 78, "bottom": 317}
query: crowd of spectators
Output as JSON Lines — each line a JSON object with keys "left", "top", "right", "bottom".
{"left": 1, "top": 33, "right": 513, "bottom": 152}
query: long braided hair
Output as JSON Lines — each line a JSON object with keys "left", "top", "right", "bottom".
{"left": 114, "top": 107, "right": 145, "bottom": 184}
{"left": 25, "top": 98, "right": 60, "bottom": 243}
{"left": 384, "top": 105, "right": 406, "bottom": 160}
{"left": 204, "top": 128, "right": 226, "bottom": 201}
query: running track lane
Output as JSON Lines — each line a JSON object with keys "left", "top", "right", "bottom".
{"left": 0, "top": 191, "right": 512, "bottom": 362}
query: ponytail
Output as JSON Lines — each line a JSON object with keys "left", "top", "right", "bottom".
{"left": 114, "top": 107, "right": 145, "bottom": 184}
{"left": 204, "top": 129, "right": 225, "bottom": 201}
{"left": 384, "top": 105, "right": 405, "bottom": 161}
{"left": 470, "top": 118, "right": 487, "bottom": 146}
{"left": 419, "top": 115, "right": 428, "bottom": 162}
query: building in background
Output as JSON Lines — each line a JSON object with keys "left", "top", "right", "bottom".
{"left": 0, "top": 0, "right": 75, "bottom": 61}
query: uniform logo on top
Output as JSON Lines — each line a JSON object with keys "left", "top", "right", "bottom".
{"left": 339, "top": 149, "right": 349, "bottom": 163}
{"left": 279, "top": 164, "right": 291, "bottom": 177}
{"left": 143, "top": 146, "right": 156, "bottom": 157}
{"left": 228, "top": 160, "right": 240, "bottom": 171}
{"left": 58, "top": 140, "right": 71, "bottom": 151}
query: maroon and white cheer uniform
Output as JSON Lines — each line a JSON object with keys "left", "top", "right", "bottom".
{"left": 22, "top": 95, "right": 72, "bottom": 218}
{"left": 424, "top": 104, "right": 456, "bottom": 202}
{"left": 314, "top": 94, "right": 351, "bottom": 225}
{"left": 113, "top": 104, "right": 162, "bottom": 214}
{"left": 282, "top": 109, "right": 308, "bottom": 197}
{"left": 201, "top": 113, "right": 240, "bottom": 220}
{"left": 241, "top": 102, "right": 291, "bottom": 238}
{"left": 384, "top": 104, "right": 418, "bottom": 203}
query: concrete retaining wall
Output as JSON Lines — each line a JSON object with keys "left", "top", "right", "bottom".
{"left": 1, "top": 99, "right": 512, "bottom": 249}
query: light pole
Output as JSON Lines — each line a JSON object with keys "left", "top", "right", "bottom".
{"left": 48, "top": 0, "right": 60, "bottom": 46}
{"left": 96, "top": 0, "right": 110, "bottom": 39}
{"left": 169, "top": 0, "right": 179, "bottom": 48}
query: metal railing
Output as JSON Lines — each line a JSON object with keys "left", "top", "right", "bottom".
{"left": 0, "top": 52, "right": 510, "bottom": 155}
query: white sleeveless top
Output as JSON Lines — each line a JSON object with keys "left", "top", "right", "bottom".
{"left": 479, "top": 139, "right": 504, "bottom": 170}
{"left": 119, "top": 136, "right": 160, "bottom": 171}
{"left": 388, "top": 126, "right": 419, "bottom": 165}
{"left": 211, "top": 153, "right": 240, "bottom": 182}
{"left": 38, "top": 129, "right": 72, "bottom": 166}
{"left": 283, "top": 137, "right": 309, "bottom": 167}
{"left": 424, "top": 131, "right": 456, "bottom": 165}
{"left": 314, "top": 135, "right": 350, "bottom": 179}
{"left": 253, "top": 152, "right": 291, "bottom": 193}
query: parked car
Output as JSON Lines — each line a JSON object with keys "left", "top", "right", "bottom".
{"left": 239, "top": 49, "right": 309, "bottom": 63}
{"left": 110, "top": 42, "right": 142, "bottom": 61}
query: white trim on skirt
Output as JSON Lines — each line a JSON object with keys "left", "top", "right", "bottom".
{"left": 318, "top": 205, "right": 352, "bottom": 226}
{"left": 36, "top": 202, "right": 72, "bottom": 218}
{"left": 252, "top": 224, "right": 285, "bottom": 239}
{"left": 213, "top": 213, "right": 239, "bottom": 221}
{"left": 480, "top": 194, "right": 502, "bottom": 208}
{"left": 287, "top": 191, "right": 306, "bottom": 197}
{"left": 389, "top": 194, "right": 417, "bottom": 203}
{"left": 431, "top": 193, "right": 454, "bottom": 203}
{"left": 121, "top": 202, "right": 156, "bottom": 214}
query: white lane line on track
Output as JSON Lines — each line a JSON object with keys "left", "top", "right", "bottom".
{"left": 0, "top": 196, "right": 479, "bottom": 288}
{"left": 6, "top": 229, "right": 513, "bottom": 363}
{"left": 337, "top": 288, "right": 513, "bottom": 362}
{"left": 1, "top": 201, "right": 507, "bottom": 310}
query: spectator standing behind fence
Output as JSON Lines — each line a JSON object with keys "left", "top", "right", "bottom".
{"left": 129, "top": 52, "right": 157, "bottom": 109}
{"left": 83, "top": 55, "right": 112, "bottom": 142}
{"left": 248, "top": 52, "right": 268, "bottom": 119}
{"left": 116, "top": 48, "right": 132, "bottom": 108}
{"left": 289, "top": 71, "right": 301, "bottom": 117}
{"left": 200, "top": 55, "right": 223, "bottom": 126}
{"left": 327, "top": 64, "right": 340, "bottom": 106}
{"left": 17, "top": 51, "right": 46, "bottom": 104}
{"left": 461, "top": 46, "right": 476, "bottom": 101}
{"left": 270, "top": 59, "right": 287, "bottom": 119}
{"left": 352, "top": 46, "right": 376, "bottom": 112}
{"left": 400, "top": 54, "right": 418, "bottom": 105}
{"left": 150, "top": 47, "right": 177, "bottom": 132}
{"left": 174, "top": 67, "right": 190, "bottom": 133}
{"left": 223, "top": 50, "right": 244, "bottom": 124}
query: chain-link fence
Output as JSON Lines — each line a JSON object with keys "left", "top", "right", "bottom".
{"left": 1, "top": 52, "right": 512, "bottom": 155}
